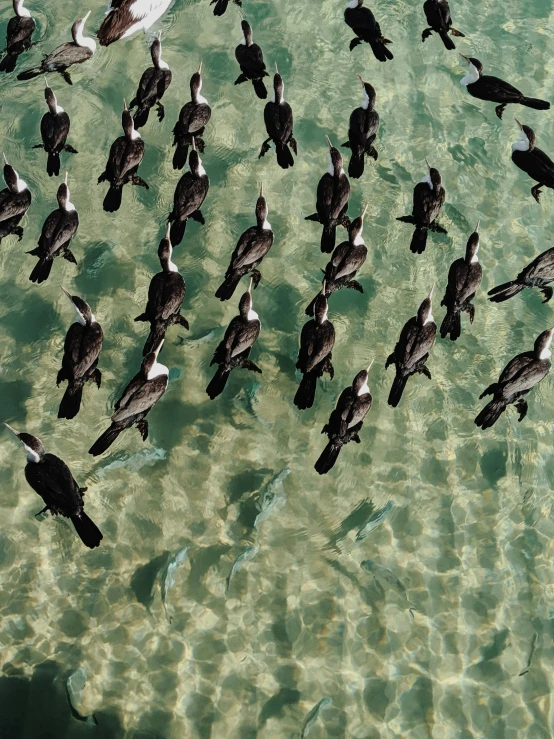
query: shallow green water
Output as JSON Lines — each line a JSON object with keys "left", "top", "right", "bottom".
{"left": 1, "top": 0, "right": 554, "bottom": 737}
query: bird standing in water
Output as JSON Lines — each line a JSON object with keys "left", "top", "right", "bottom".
{"left": 235, "top": 19, "right": 269, "bottom": 99}
{"left": 33, "top": 80, "right": 77, "bottom": 177}
{"left": 511, "top": 119, "right": 554, "bottom": 203}
{"left": 440, "top": 222, "right": 482, "bottom": 341}
{"left": 421, "top": 0, "right": 464, "bottom": 50}
{"left": 344, "top": 0, "right": 393, "bottom": 62}
{"left": 259, "top": 64, "right": 297, "bottom": 169}
{"left": 129, "top": 33, "right": 172, "bottom": 129}
{"left": 0, "top": 0, "right": 36, "bottom": 74}
{"left": 0, "top": 153, "right": 31, "bottom": 244}
{"left": 172, "top": 63, "right": 211, "bottom": 170}
{"left": 343, "top": 74, "right": 380, "bottom": 179}
{"left": 397, "top": 160, "right": 446, "bottom": 254}
{"left": 295, "top": 285, "right": 335, "bottom": 410}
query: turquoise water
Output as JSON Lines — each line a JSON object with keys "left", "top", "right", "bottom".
{"left": 2, "top": 0, "right": 554, "bottom": 737}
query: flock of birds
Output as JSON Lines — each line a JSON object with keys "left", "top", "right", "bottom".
{"left": 1, "top": 0, "right": 554, "bottom": 550}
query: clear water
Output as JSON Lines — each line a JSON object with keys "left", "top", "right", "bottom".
{"left": 1, "top": 0, "right": 554, "bottom": 737}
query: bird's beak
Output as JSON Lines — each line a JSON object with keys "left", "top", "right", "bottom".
{"left": 83, "top": 10, "right": 91, "bottom": 23}
{"left": 459, "top": 53, "right": 470, "bottom": 63}
{"left": 274, "top": 61, "right": 278, "bottom": 74}
{"left": 154, "top": 339, "right": 164, "bottom": 357}
{"left": 428, "top": 284, "right": 435, "bottom": 300}
{"left": 157, "top": 30, "right": 162, "bottom": 40}
{"left": 64, "top": 172, "right": 68, "bottom": 185}
{"left": 475, "top": 219, "right": 480, "bottom": 233}
{"left": 321, "top": 279, "right": 326, "bottom": 294}
{"left": 248, "top": 276, "right": 253, "bottom": 294}
{"left": 2, "top": 153, "right": 8, "bottom": 165}
{"left": 356, "top": 72, "right": 365, "bottom": 87}
{"left": 191, "top": 137, "right": 196, "bottom": 151}
{"left": 425, "top": 158, "right": 431, "bottom": 172}
{"left": 515, "top": 117, "right": 523, "bottom": 130}
{"left": 325, "top": 134, "right": 332, "bottom": 150}
{"left": 366, "top": 358, "right": 374, "bottom": 373}
{"left": 361, "top": 204, "right": 368, "bottom": 221}
{"left": 259, "top": 182, "right": 263, "bottom": 198}
{"left": 44, "top": 75, "right": 49, "bottom": 88}
{"left": 4, "top": 423, "right": 20, "bottom": 438}
{"left": 165, "top": 221, "right": 171, "bottom": 239}
{"left": 60, "top": 286, "right": 73, "bottom": 302}
{"left": 198, "top": 61, "right": 202, "bottom": 74}
{"left": 123, "top": 98, "right": 128, "bottom": 111}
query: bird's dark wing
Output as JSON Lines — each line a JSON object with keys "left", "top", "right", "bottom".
{"left": 24, "top": 453, "right": 81, "bottom": 513}
{"left": 413, "top": 182, "right": 444, "bottom": 224}
{"left": 346, "top": 7, "right": 378, "bottom": 35}
{"left": 236, "top": 43, "right": 266, "bottom": 77}
{"left": 173, "top": 175, "right": 209, "bottom": 219}
{"left": 478, "top": 75, "right": 523, "bottom": 102}
{"left": 528, "top": 147, "right": 554, "bottom": 182}
{"left": 499, "top": 355, "right": 550, "bottom": 396}
{"left": 232, "top": 229, "right": 273, "bottom": 270}
{"left": 113, "top": 371, "right": 144, "bottom": 412}
{"left": 231, "top": 320, "right": 260, "bottom": 358}
{"left": 7, "top": 15, "right": 35, "bottom": 50}
{"left": 349, "top": 107, "right": 379, "bottom": 142}
{"left": 153, "top": 272, "right": 185, "bottom": 321}
{"left": 0, "top": 189, "right": 29, "bottom": 222}
{"left": 397, "top": 317, "right": 436, "bottom": 369}
{"left": 41, "top": 111, "right": 70, "bottom": 152}
{"left": 112, "top": 374, "right": 168, "bottom": 422}
{"left": 179, "top": 102, "right": 211, "bottom": 134}
{"left": 522, "top": 247, "right": 554, "bottom": 280}
{"left": 213, "top": 316, "right": 241, "bottom": 364}
{"left": 73, "top": 322, "right": 103, "bottom": 378}
{"left": 316, "top": 174, "right": 335, "bottom": 219}
{"left": 334, "top": 244, "right": 367, "bottom": 280}
{"left": 305, "top": 322, "right": 335, "bottom": 372}
{"left": 278, "top": 102, "right": 294, "bottom": 142}
{"left": 43, "top": 43, "right": 92, "bottom": 69}
{"left": 38, "top": 209, "right": 78, "bottom": 257}
{"left": 108, "top": 138, "right": 145, "bottom": 183}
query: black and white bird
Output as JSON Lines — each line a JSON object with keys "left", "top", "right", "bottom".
{"left": 28, "top": 173, "right": 78, "bottom": 284}
{"left": 344, "top": 0, "right": 393, "bottom": 62}
{"left": 511, "top": 119, "right": 554, "bottom": 204}
{"left": 17, "top": 11, "right": 95, "bottom": 84}
{"left": 89, "top": 341, "right": 168, "bottom": 456}
{"left": 385, "top": 288, "right": 436, "bottom": 407}
{"left": 440, "top": 222, "right": 482, "bottom": 341}
{"left": 168, "top": 139, "right": 209, "bottom": 246}
{"left": 421, "top": 0, "right": 464, "bottom": 50}
{"left": 211, "top": 0, "right": 242, "bottom": 15}
{"left": 475, "top": 328, "right": 554, "bottom": 429}
{"left": 342, "top": 74, "right": 379, "bottom": 179}
{"left": 397, "top": 159, "right": 446, "bottom": 254}
{"left": 207, "top": 279, "right": 262, "bottom": 399}
{"left": 57, "top": 287, "right": 103, "bottom": 420}
{"left": 0, "top": 0, "right": 35, "bottom": 74}
{"left": 295, "top": 285, "right": 335, "bottom": 410}
{"left": 0, "top": 153, "right": 31, "bottom": 244}
{"left": 306, "top": 135, "right": 350, "bottom": 253}
{"left": 315, "top": 362, "right": 373, "bottom": 475}
{"left": 460, "top": 55, "right": 550, "bottom": 120}
{"left": 98, "top": 100, "right": 148, "bottom": 213}
{"left": 259, "top": 64, "right": 297, "bottom": 169}
{"left": 135, "top": 223, "right": 189, "bottom": 356}
{"left": 33, "top": 80, "right": 77, "bottom": 177}
{"left": 129, "top": 33, "right": 172, "bottom": 129}
{"left": 305, "top": 206, "right": 368, "bottom": 316}
{"left": 215, "top": 184, "right": 273, "bottom": 301}
{"left": 98, "top": 0, "right": 172, "bottom": 46}
{"left": 235, "top": 19, "right": 268, "bottom": 99}
{"left": 5, "top": 424, "right": 102, "bottom": 549}
{"left": 489, "top": 245, "right": 554, "bottom": 304}
{"left": 172, "top": 63, "right": 211, "bottom": 170}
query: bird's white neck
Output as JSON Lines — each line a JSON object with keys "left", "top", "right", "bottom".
{"left": 147, "top": 361, "right": 169, "bottom": 380}
{"left": 346, "top": 0, "right": 359, "bottom": 7}
{"left": 23, "top": 444, "right": 40, "bottom": 463}
{"left": 353, "top": 232, "right": 365, "bottom": 246}
{"left": 167, "top": 258, "right": 178, "bottom": 272}
{"left": 74, "top": 25, "right": 96, "bottom": 52}
{"left": 15, "top": 174, "right": 27, "bottom": 193}
{"left": 361, "top": 89, "right": 370, "bottom": 110}
{"left": 512, "top": 137, "right": 530, "bottom": 152}
{"left": 539, "top": 347, "right": 551, "bottom": 360}
{"left": 262, "top": 218, "right": 271, "bottom": 231}
{"left": 461, "top": 65, "right": 479, "bottom": 86}
{"left": 247, "top": 308, "right": 259, "bottom": 321}
{"left": 15, "top": 0, "right": 31, "bottom": 17}
{"left": 421, "top": 173, "right": 433, "bottom": 190}
{"left": 423, "top": 312, "right": 434, "bottom": 325}
{"left": 358, "top": 380, "right": 369, "bottom": 396}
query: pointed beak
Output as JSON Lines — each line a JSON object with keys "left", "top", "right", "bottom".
{"left": 274, "top": 61, "right": 278, "bottom": 74}
{"left": 2, "top": 152, "right": 8, "bottom": 165}
{"left": 191, "top": 137, "right": 196, "bottom": 151}
{"left": 356, "top": 72, "right": 365, "bottom": 87}
{"left": 123, "top": 98, "right": 128, "bottom": 111}
{"left": 428, "top": 284, "right": 435, "bottom": 300}
{"left": 425, "top": 158, "right": 431, "bottom": 172}
{"left": 60, "top": 286, "right": 73, "bottom": 302}
{"left": 475, "top": 219, "right": 480, "bottom": 233}
{"left": 361, "top": 204, "right": 368, "bottom": 221}
{"left": 321, "top": 279, "right": 326, "bottom": 294}
{"left": 259, "top": 182, "right": 263, "bottom": 198}
{"left": 44, "top": 75, "right": 49, "bottom": 88}
{"left": 366, "top": 358, "right": 374, "bottom": 373}
{"left": 165, "top": 221, "right": 171, "bottom": 239}
{"left": 325, "top": 134, "right": 333, "bottom": 150}
{"left": 459, "top": 53, "right": 470, "bottom": 63}
{"left": 64, "top": 172, "right": 68, "bottom": 185}
{"left": 82, "top": 10, "right": 91, "bottom": 23}
{"left": 515, "top": 117, "right": 523, "bottom": 130}
{"left": 198, "top": 61, "right": 202, "bottom": 75}
{"left": 248, "top": 276, "right": 253, "bottom": 294}
{"left": 157, "top": 30, "right": 162, "bottom": 40}
{"left": 4, "top": 423, "right": 20, "bottom": 438}
{"left": 154, "top": 339, "right": 164, "bottom": 357}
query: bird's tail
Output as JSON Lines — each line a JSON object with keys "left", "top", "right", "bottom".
{"left": 170, "top": 219, "right": 187, "bottom": 246}
{"left": 276, "top": 142, "right": 294, "bottom": 169}
{"left": 215, "top": 273, "right": 241, "bottom": 301}
{"left": 440, "top": 310, "right": 461, "bottom": 341}
{"left": 47, "top": 151, "right": 60, "bottom": 177}
{"left": 16, "top": 66, "right": 42, "bottom": 81}
{"left": 206, "top": 366, "right": 230, "bottom": 399}
{"left": 89, "top": 425, "right": 122, "bottom": 456}
{"left": 321, "top": 225, "right": 336, "bottom": 253}
{"left": 29, "top": 257, "right": 53, "bottom": 284}
{"left": 212, "top": 0, "right": 229, "bottom": 16}
{"left": 488, "top": 280, "right": 524, "bottom": 303}
{"left": 475, "top": 398, "right": 506, "bottom": 429}
{"left": 133, "top": 106, "right": 150, "bottom": 129}
{"left": 439, "top": 30, "right": 456, "bottom": 50}
{"left": 71, "top": 511, "right": 103, "bottom": 549}
{"left": 172, "top": 142, "right": 189, "bottom": 170}
{"left": 348, "top": 150, "right": 365, "bottom": 179}
{"left": 369, "top": 39, "right": 394, "bottom": 62}
{"left": 520, "top": 97, "right": 550, "bottom": 111}
{"left": 294, "top": 372, "right": 317, "bottom": 410}
{"left": 103, "top": 185, "right": 122, "bottom": 213}
{"left": 143, "top": 322, "right": 167, "bottom": 357}
{"left": 252, "top": 78, "right": 268, "bottom": 99}
{"left": 410, "top": 226, "right": 428, "bottom": 254}
{"left": 58, "top": 383, "right": 84, "bottom": 420}
{"left": 314, "top": 439, "right": 342, "bottom": 475}
{"left": 0, "top": 54, "right": 18, "bottom": 74}
{"left": 388, "top": 373, "right": 408, "bottom": 407}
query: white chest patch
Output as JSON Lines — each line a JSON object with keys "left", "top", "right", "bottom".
{"left": 55, "top": 104, "right": 65, "bottom": 114}
{"left": 130, "top": 128, "right": 141, "bottom": 140}
{"left": 23, "top": 444, "right": 40, "bottom": 463}
{"left": 539, "top": 347, "right": 551, "bottom": 359}
{"left": 15, "top": 175, "right": 27, "bottom": 193}
{"left": 65, "top": 199, "right": 75, "bottom": 212}
{"left": 346, "top": 0, "right": 359, "bottom": 7}
{"left": 262, "top": 219, "right": 271, "bottom": 231}
{"left": 196, "top": 163, "right": 206, "bottom": 177}
{"left": 353, "top": 233, "right": 365, "bottom": 246}
{"left": 167, "top": 259, "right": 178, "bottom": 272}
{"left": 361, "top": 89, "right": 370, "bottom": 110}
{"left": 147, "top": 361, "right": 169, "bottom": 380}
{"left": 358, "top": 380, "right": 369, "bottom": 396}
{"left": 512, "top": 137, "right": 530, "bottom": 152}
{"left": 461, "top": 66, "right": 479, "bottom": 86}
{"left": 247, "top": 308, "right": 259, "bottom": 321}
{"left": 421, "top": 174, "right": 433, "bottom": 190}
{"left": 423, "top": 313, "right": 434, "bottom": 325}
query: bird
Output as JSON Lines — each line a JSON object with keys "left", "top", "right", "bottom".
{"left": 28, "top": 173, "right": 78, "bottom": 284}
{"left": 294, "top": 284, "right": 335, "bottom": 410}
{"left": 17, "top": 11, "right": 95, "bottom": 85}
{"left": 488, "top": 245, "right": 554, "bottom": 304}
{"left": 0, "top": 0, "right": 35, "bottom": 74}
{"left": 0, "top": 153, "right": 31, "bottom": 244}
{"left": 421, "top": 0, "right": 464, "bottom": 50}
{"left": 315, "top": 362, "right": 373, "bottom": 475}
{"left": 440, "top": 222, "right": 483, "bottom": 341}
{"left": 128, "top": 33, "right": 172, "bottom": 129}
{"left": 98, "top": 99, "right": 148, "bottom": 213}
{"left": 344, "top": 0, "right": 393, "bottom": 62}
{"left": 89, "top": 341, "right": 168, "bottom": 456}
{"left": 5, "top": 423, "right": 102, "bottom": 549}
{"left": 215, "top": 183, "right": 274, "bottom": 301}
{"left": 211, "top": 0, "right": 242, "bottom": 16}
{"left": 57, "top": 287, "right": 103, "bottom": 420}
{"left": 135, "top": 223, "right": 189, "bottom": 356}
{"left": 259, "top": 63, "right": 297, "bottom": 169}
{"left": 305, "top": 206, "right": 368, "bottom": 316}
{"left": 172, "top": 63, "right": 211, "bottom": 170}
{"left": 206, "top": 279, "right": 262, "bottom": 399}
{"left": 168, "top": 138, "right": 209, "bottom": 246}
{"left": 475, "top": 327, "right": 554, "bottom": 429}
{"left": 397, "top": 159, "right": 446, "bottom": 254}
{"left": 235, "top": 19, "right": 269, "bottom": 99}
{"left": 306, "top": 135, "right": 351, "bottom": 253}
{"left": 385, "top": 287, "right": 436, "bottom": 407}
{"left": 459, "top": 55, "right": 550, "bottom": 120}
{"left": 342, "top": 73, "right": 379, "bottom": 179}
{"left": 511, "top": 119, "right": 554, "bottom": 204}
{"left": 97, "top": 0, "right": 172, "bottom": 46}
{"left": 32, "top": 79, "right": 77, "bottom": 177}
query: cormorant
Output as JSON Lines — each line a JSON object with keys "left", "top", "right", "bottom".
{"left": 33, "top": 79, "right": 77, "bottom": 177}
{"left": 98, "top": 99, "right": 148, "bottom": 213}
{"left": 17, "top": 11, "right": 95, "bottom": 85}
{"left": 315, "top": 362, "right": 373, "bottom": 475}
{"left": 344, "top": 0, "right": 393, "bottom": 62}
{"left": 342, "top": 73, "right": 379, "bottom": 179}
{"left": 5, "top": 424, "right": 102, "bottom": 548}
{"left": 440, "top": 222, "right": 482, "bottom": 341}
{"left": 475, "top": 327, "right": 554, "bottom": 429}
{"left": 511, "top": 119, "right": 554, "bottom": 203}
{"left": 0, "top": 0, "right": 35, "bottom": 74}
{"left": 259, "top": 64, "right": 297, "bottom": 170}
{"left": 168, "top": 138, "right": 209, "bottom": 246}
{"left": 172, "top": 63, "right": 211, "bottom": 170}
{"left": 235, "top": 19, "right": 268, "bottom": 99}
{"left": 215, "top": 183, "right": 274, "bottom": 301}
{"left": 89, "top": 341, "right": 169, "bottom": 456}
{"left": 28, "top": 173, "right": 78, "bottom": 284}
{"left": 206, "top": 279, "right": 262, "bottom": 399}
{"left": 489, "top": 245, "right": 554, "bottom": 304}
{"left": 386, "top": 288, "right": 436, "bottom": 407}
{"left": 129, "top": 33, "right": 172, "bottom": 129}
{"left": 0, "top": 153, "right": 31, "bottom": 244}
{"left": 98, "top": 0, "right": 172, "bottom": 46}
{"left": 422, "top": 0, "right": 464, "bottom": 50}
{"left": 397, "top": 159, "right": 446, "bottom": 254}
{"left": 135, "top": 223, "right": 189, "bottom": 356}
{"left": 57, "top": 287, "right": 103, "bottom": 419}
